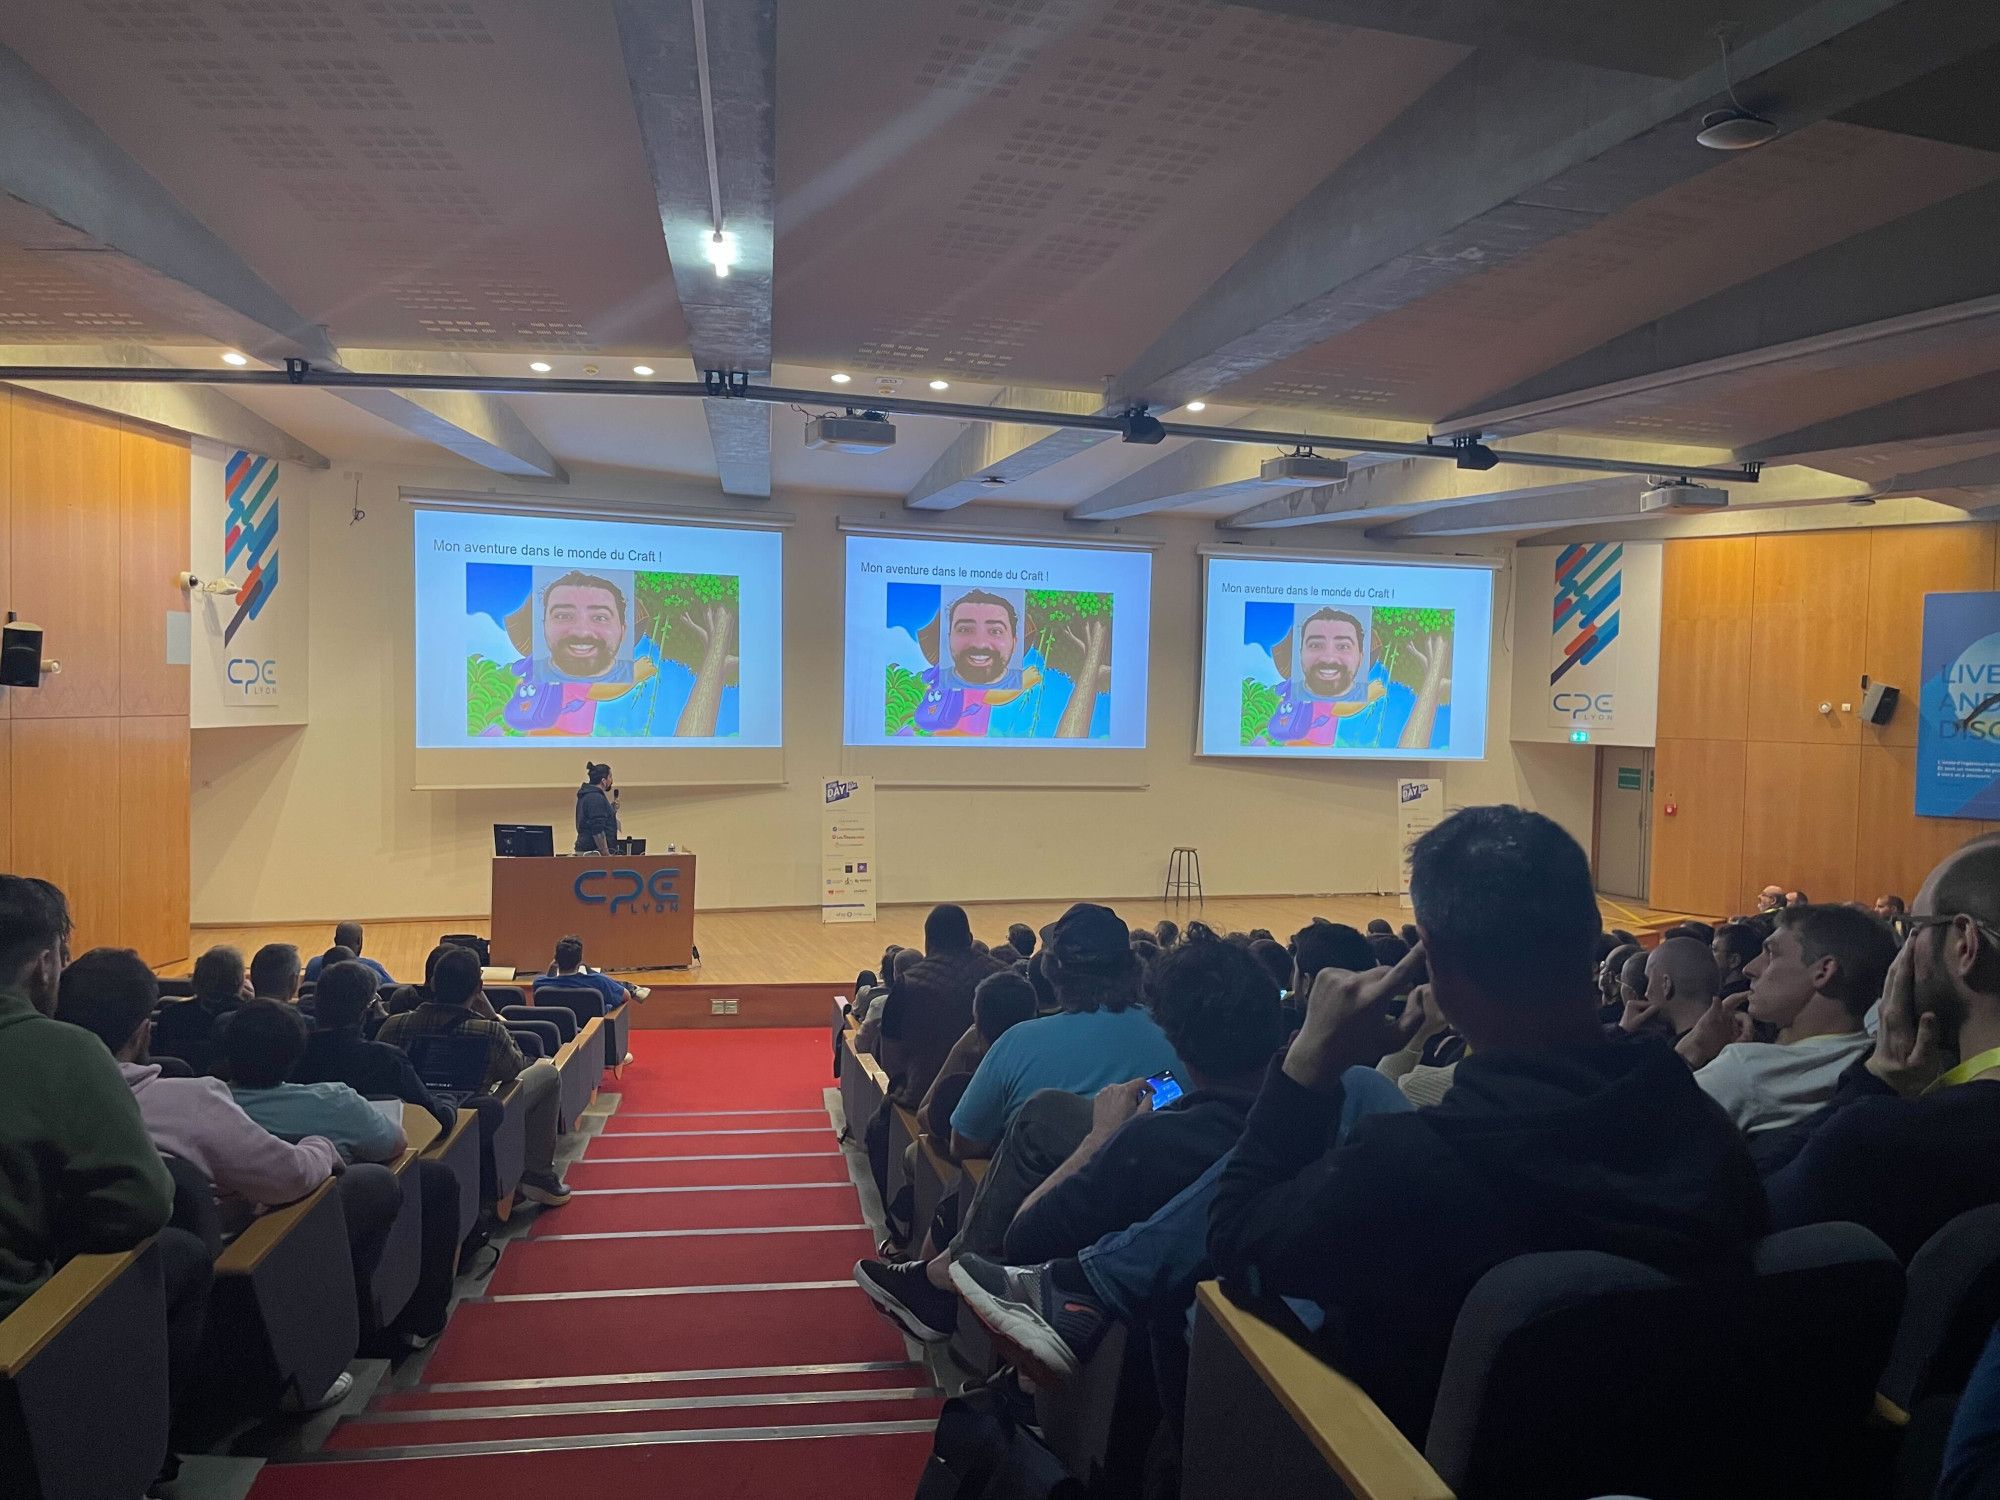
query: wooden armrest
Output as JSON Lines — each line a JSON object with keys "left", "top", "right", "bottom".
{"left": 893, "top": 1104, "right": 922, "bottom": 1136}
{"left": 578, "top": 1016, "right": 604, "bottom": 1051}
{"left": 1194, "top": 1282, "right": 1451, "bottom": 1500}
{"left": 962, "top": 1157, "right": 989, "bottom": 1185}
{"left": 916, "top": 1132, "right": 956, "bottom": 1174}
{"left": 400, "top": 1103, "right": 443, "bottom": 1155}
{"left": 859, "top": 1052, "right": 890, "bottom": 1090}
{"left": 217, "top": 1179, "right": 340, "bottom": 1276}
{"left": 1872, "top": 1391, "right": 1909, "bottom": 1428}
{"left": 0, "top": 1245, "right": 150, "bottom": 1377}
{"left": 423, "top": 1107, "right": 478, "bottom": 1160}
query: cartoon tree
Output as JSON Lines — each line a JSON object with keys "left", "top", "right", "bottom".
{"left": 1240, "top": 677, "right": 1278, "bottom": 746}
{"left": 467, "top": 655, "right": 516, "bottom": 736}
{"left": 1372, "top": 606, "right": 1453, "bottom": 749}
{"left": 885, "top": 663, "right": 926, "bottom": 736}
{"left": 635, "top": 572, "right": 740, "bottom": 736}
{"left": 1026, "top": 589, "right": 1112, "bottom": 738}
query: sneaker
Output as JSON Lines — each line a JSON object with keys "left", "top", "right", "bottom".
{"left": 518, "top": 1172, "right": 572, "bottom": 1207}
{"left": 622, "top": 1052, "right": 635, "bottom": 1066}
{"left": 632, "top": 986, "right": 651, "bottom": 1002}
{"left": 950, "top": 1255, "right": 1109, "bottom": 1389}
{"left": 281, "top": 1369, "right": 354, "bottom": 1414}
{"left": 853, "top": 1258, "right": 957, "bottom": 1343}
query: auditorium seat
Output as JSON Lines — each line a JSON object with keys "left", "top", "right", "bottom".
{"left": 489, "top": 1078, "right": 529, "bottom": 1209}
{"left": 363, "top": 1106, "right": 446, "bottom": 1336}
{"left": 554, "top": 1015, "right": 606, "bottom": 1130}
{"left": 0, "top": 1241, "right": 171, "bottom": 1500}
{"left": 424, "top": 1106, "right": 485, "bottom": 1247}
{"left": 1184, "top": 1223, "right": 1904, "bottom": 1500}
{"left": 501, "top": 1015, "right": 561, "bottom": 1060}
{"left": 1878, "top": 1204, "right": 2000, "bottom": 1497}
{"left": 839, "top": 1025, "right": 885, "bottom": 1145}
{"left": 206, "top": 1180, "right": 359, "bottom": 1421}
{"left": 503, "top": 1002, "right": 576, "bottom": 1045}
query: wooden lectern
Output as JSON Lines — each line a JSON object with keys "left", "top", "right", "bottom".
{"left": 489, "top": 854, "right": 696, "bottom": 971}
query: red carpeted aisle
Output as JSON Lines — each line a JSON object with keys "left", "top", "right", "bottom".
{"left": 248, "top": 1029, "right": 935, "bottom": 1498}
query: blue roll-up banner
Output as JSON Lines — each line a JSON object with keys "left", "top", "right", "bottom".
{"left": 1916, "top": 591, "right": 2000, "bottom": 818}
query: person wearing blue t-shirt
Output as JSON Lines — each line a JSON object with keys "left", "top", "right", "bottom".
{"left": 854, "top": 901, "right": 1182, "bottom": 1344}
{"left": 532, "top": 935, "right": 630, "bottom": 1015}
{"left": 302, "top": 921, "right": 395, "bottom": 989}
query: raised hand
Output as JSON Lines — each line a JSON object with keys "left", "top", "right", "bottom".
{"left": 1867, "top": 939, "right": 1945, "bottom": 1097}
{"left": 1676, "top": 991, "right": 1750, "bottom": 1070}
{"left": 1283, "top": 944, "right": 1429, "bottom": 1092}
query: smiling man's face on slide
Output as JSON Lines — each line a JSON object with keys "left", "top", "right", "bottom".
{"left": 1300, "top": 610, "right": 1363, "bottom": 699}
{"left": 948, "top": 594, "right": 1017, "bottom": 686}
{"left": 543, "top": 578, "right": 627, "bottom": 679}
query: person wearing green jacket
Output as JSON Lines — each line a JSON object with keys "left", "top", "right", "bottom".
{"left": 0, "top": 875, "right": 174, "bottom": 1318}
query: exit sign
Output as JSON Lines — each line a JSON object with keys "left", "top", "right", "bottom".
{"left": 1617, "top": 767, "right": 1643, "bottom": 791}
{"left": 1569, "top": 729, "right": 1590, "bottom": 743}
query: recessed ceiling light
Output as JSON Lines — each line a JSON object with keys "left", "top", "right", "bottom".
{"left": 632, "top": 365, "right": 654, "bottom": 376}
{"left": 1185, "top": 400, "right": 1207, "bottom": 413}
{"left": 529, "top": 361, "right": 552, "bottom": 373}
{"left": 220, "top": 351, "right": 248, "bottom": 366}
{"left": 831, "top": 372, "right": 851, "bottom": 384}
{"left": 929, "top": 379, "right": 950, "bottom": 391}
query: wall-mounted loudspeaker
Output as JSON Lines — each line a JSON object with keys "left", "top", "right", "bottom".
{"left": 0, "top": 620, "right": 44, "bottom": 688}
{"left": 1860, "top": 681, "right": 1900, "bottom": 726}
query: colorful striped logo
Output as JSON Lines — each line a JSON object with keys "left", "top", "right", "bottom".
{"left": 1551, "top": 542, "right": 1620, "bottom": 685}
{"left": 222, "top": 450, "right": 279, "bottom": 647}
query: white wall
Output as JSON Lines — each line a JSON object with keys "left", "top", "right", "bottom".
{"left": 190, "top": 460, "right": 1594, "bottom": 923}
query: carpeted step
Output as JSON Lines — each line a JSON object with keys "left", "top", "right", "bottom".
{"left": 418, "top": 1285, "right": 912, "bottom": 1384}
{"left": 325, "top": 1390, "right": 943, "bottom": 1449}
{"left": 597, "top": 1110, "right": 834, "bottom": 1134}
{"left": 564, "top": 1153, "right": 852, "bottom": 1189}
{"left": 487, "top": 1227, "right": 877, "bottom": 1295}
{"left": 374, "top": 1362, "right": 931, "bottom": 1412}
{"left": 586, "top": 1127, "right": 836, "bottom": 1155}
{"left": 246, "top": 1430, "right": 936, "bottom": 1498}
{"left": 526, "top": 1182, "right": 862, "bottom": 1236}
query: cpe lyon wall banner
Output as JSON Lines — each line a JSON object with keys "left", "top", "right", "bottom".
{"left": 190, "top": 441, "right": 309, "bottom": 728}
{"left": 1915, "top": 592, "right": 2000, "bottom": 819}
{"left": 1510, "top": 541, "right": 1660, "bottom": 747}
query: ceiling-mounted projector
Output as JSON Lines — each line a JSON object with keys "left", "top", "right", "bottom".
{"left": 805, "top": 411, "right": 896, "bottom": 454}
{"left": 1258, "top": 452, "right": 1348, "bottom": 486}
{"left": 1640, "top": 479, "right": 1729, "bottom": 515}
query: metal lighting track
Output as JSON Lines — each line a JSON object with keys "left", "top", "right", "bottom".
{"left": 0, "top": 364, "right": 1758, "bottom": 485}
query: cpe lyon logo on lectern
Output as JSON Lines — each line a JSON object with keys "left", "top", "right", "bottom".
{"left": 573, "top": 867, "right": 679, "bottom": 916}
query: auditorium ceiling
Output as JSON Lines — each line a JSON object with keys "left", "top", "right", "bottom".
{"left": 1, "top": 0, "right": 1998, "bottom": 538}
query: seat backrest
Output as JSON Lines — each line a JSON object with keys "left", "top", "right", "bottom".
{"left": 505, "top": 1001, "right": 577, "bottom": 1043}
{"left": 408, "top": 1032, "right": 493, "bottom": 1092}
{"left": 502, "top": 1022, "right": 551, "bottom": 1060}
{"left": 1880, "top": 1202, "right": 2000, "bottom": 1408}
{"left": 536, "top": 984, "right": 606, "bottom": 1024}
{"left": 1426, "top": 1223, "right": 1902, "bottom": 1500}
{"left": 162, "top": 1153, "right": 223, "bottom": 1256}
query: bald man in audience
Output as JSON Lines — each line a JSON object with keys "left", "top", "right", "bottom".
{"left": 1598, "top": 942, "right": 1639, "bottom": 1025}
{"left": 1623, "top": 938, "right": 1719, "bottom": 1042}
{"left": 1760, "top": 836, "right": 2000, "bottom": 1262}
{"left": 1678, "top": 905, "right": 1894, "bottom": 1137}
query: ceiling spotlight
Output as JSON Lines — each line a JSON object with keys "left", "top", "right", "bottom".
{"left": 1697, "top": 31, "right": 1778, "bottom": 150}
{"left": 529, "top": 360, "right": 552, "bottom": 373}
{"left": 1118, "top": 406, "right": 1167, "bottom": 445}
{"left": 1185, "top": 400, "right": 1207, "bottom": 413}
{"left": 702, "top": 228, "right": 738, "bottom": 279}
{"left": 929, "top": 379, "right": 950, "bottom": 391}
{"left": 632, "top": 364, "right": 654, "bottom": 376}
{"left": 1450, "top": 436, "right": 1500, "bottom": 471}
{"left": 831, "top": 372, "right": 851, "bottom": 385}
{"left": 220, "top": 351, "right": 248, "bottom": 366}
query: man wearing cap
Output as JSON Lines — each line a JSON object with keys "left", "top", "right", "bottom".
{"left": 853, "top": 902, "right": 1183, "bottom": 1343}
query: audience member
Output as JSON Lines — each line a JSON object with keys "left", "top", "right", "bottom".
{"left": 1289, "top": 921, "right": 1373, "bottom": 998}
{"left": 1247, "top": 937, "right": 1294, "bottom": 993}
{"left": 1201, "top": 807, "right": 1766, "bottom": 1443}
{"left": 1787, "top": 889, "right": 1809, "bottom": 907}
{"left": 150, "top": 944, "right": 250, "bottom": 1075}
{"left": 1758, "top": 885, "right": 1787, "bottom": 912}
{"left": 56, "top": 948, "right": 338, "bottom": 1220}
{"left": 858, "top": 945, "right": 923, "bottom": 1056}
{"left": 1668, "top": 919, "right": 1716, "bottom": 944}
{"left": 1610, "top": 947, "right": 1659, "bottom": 1037}
{"left": 250, "top": 942, "right": 304, "bottom": 1004}
{"left": 534, "top": 933, "right": 628, "bottom": 1015}
{"left": 222, "top": 1001, "right": 405, "bottom": 1163}
{"left": 388, "top": 942, "right": 455, "bottom": 1017}
{"left": 1153, "top": 920, "right": 1179, "bottom": 949}
{"left": 1762, "top": 835, "right": 2000, "bottom": 1261}
{"left": 1366, "top": 932, "right": 1411, "bottom": 968}
{"left": 296, "top": 960, "right": 453, "bottom": 1130}
{"left": 1365, "top": 919, "right": 1392, "bottom": 937}
{"left": 853, "top": 902, "right": 1181, "bottom": 1341}
{"left": 1008, "top": 922, "right": 1037, "bottom": 959}
{"left": 377, "top": 946, "right": 571, "bottom": 1206}
{"left": 1711, "top": 921, "right": 1761, "bottom": 997}
{"left": 304, "top": 921, "right": 394, "bottom": 986}
{"left": 1941, "top": 1319, "right": 2000, "bottom": 1500}
{"left": 0, "top": 878, "right": 181, "bottom": 1320}
{"left": 1678, "top": 905, "right": 1894, "bottom": 1135}
{"left": 876, "top": 904, "right": 1007, "bottom": 1108}
{"left": 1399, "top": 922, "right": 1422, "bottom": 949}
{"left": 1598, "top": 941, "right": 1638, "bottom": 1024}
{"left": 1618, "top": 936, "right": 1719, "bottom": 1042}
{"left": 919, "top": 970, "right": 1039, "bottom": 1145}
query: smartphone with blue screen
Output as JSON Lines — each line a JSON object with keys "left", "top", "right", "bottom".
{"left": 1144, "top": 1069, "right": 1184, "bottom": 1108}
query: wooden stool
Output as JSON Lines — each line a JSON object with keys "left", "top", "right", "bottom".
{"left": 1165, "top": 847, "right": 1203, "bottom": 903}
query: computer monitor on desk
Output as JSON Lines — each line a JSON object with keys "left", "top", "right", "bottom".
{"left": 494, "top": 824, "right": 554, "bottom": 858}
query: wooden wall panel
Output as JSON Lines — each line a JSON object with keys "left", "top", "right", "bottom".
{"left": 1747, "top": 530, "right": 1871, "bottom": 746}
{"left": 1657, "top": 536, "right": 1755, "bottom": 740}
{"left": 1864, "top": 523, "right": 1997, "bottom": 749}
{"left": 1742, "top": 741, "right": 1861, "bottom": 905}
{"left": 1651, "top": 737, "right": 1746, "bottom": 916}
{"left": 0, "top": 722, "right": 10, "bottom": 868}
{"left": 119, "top": 424, "right": 191, "bottom": 718}
{"left": 0, "top": 393, "right": 11, "bottom": 723}
{"left": 1856, "top": 743, "right": 1995, "bottom": 902}
{"left": 119, "top": 716, "right": 190, "bottom": 966}
{"left": 11, "top": 718, "right": 122, "bottom": 953}
{"left": 10, "top": 393, "right": 123, "bottom": 720}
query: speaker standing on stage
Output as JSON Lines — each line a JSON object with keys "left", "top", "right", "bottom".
{"left": 575, "top": 762, "right": 618, "bottom": 855}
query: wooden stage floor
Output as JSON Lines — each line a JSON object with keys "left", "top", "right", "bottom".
{"left": 187, "top": 891, "right": 1699, "bottom": 1028}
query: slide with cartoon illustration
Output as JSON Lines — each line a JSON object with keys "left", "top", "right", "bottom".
{"left": 843, "top": 533, "right": 1151, "bottom": 749}
{"left": 1199, "top": 553, "right": 1493, "bottom": 760}
{"left": 413, "top": 507, "right": 783, "bottom": 751}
